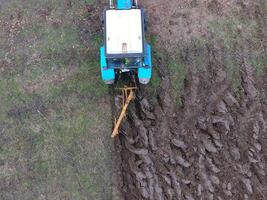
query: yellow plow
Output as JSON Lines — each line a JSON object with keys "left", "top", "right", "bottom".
{"left": 111, "top": 86, "right": 137, "bottom": 138}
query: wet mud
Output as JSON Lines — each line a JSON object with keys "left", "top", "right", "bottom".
{"left": 109, "top": 1, "right": 267, "bottom": 199}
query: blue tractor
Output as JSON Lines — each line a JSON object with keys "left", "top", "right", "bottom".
{"left": 100, "top": 0, "right": 152, "bottom": 85}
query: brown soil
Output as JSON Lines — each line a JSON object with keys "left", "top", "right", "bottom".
{"left": 108, "top": 0, "right": 267, "bottom": 200}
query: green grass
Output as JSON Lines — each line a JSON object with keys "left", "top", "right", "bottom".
{"left": 158, "top": 10, "right": 265, "bottom": 105}
{"left": 0, "top": 1, "right": 113, "bottom": 199}
{"left": 207, "top": 13, "right": 264, "bottom": 97}
{"left": 208, "top": 14, "right": 260, "bottom": 49}
{"left": 167, "top": 53, "right": 187, "bottom": 107}
{"left": 250, "top": 54, "right": 267, "bottom": 76}
{"left": 149, "top": 47, "right": 187, "bottom": 107}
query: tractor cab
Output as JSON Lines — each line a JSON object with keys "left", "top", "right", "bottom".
{"left": 100, "top": 0, "right": 152, "bottom": 84}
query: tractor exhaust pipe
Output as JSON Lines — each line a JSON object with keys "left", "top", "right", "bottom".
{"left": 109, "top": 0, "right": 114, "bottom": 8}
{"left": 132, "top": 0, "right": 138, "bottom": 8}
{"left": 135, "top": 0, "right": 138, "bottom": 8}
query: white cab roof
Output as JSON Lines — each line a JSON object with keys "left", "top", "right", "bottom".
{"left": 106, "top": 9, "right": 143, "bottom": 55}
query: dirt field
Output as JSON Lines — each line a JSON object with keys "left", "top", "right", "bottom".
{"left": 112, "top": 0, "right": 267, "bottom": 200}
{"left": 1, "top": 0, "right": 267, "bottom": 200}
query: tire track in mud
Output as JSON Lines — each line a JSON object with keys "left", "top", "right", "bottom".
{"left": 233, "top": 41, "right": 267, "bottom": 198}
{"left": 113, "top": 41, "right": 267, "bottom": 199}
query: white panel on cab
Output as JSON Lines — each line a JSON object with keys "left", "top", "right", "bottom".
{"left": 106, "top": 9, "right": 143, "bottom": 55}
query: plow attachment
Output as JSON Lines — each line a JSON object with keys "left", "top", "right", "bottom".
{"left": 111, "top": 86, "right": 137, "bottom": 137}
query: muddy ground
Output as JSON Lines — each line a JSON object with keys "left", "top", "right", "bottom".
{"left": 0, "top": 0, "right": 266, "bottom": 199}
{"left": 106, "top": 0, "right": 267, "bottom": 200}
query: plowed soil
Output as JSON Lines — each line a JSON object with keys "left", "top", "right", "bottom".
{"left": 108, "top": 0, "right": 267, "bottom": 200}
